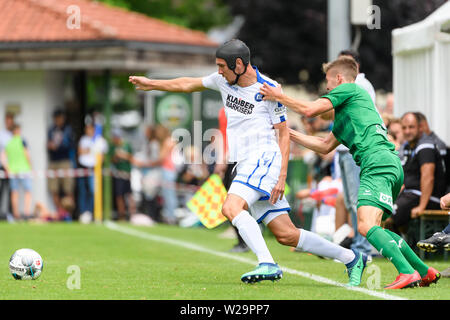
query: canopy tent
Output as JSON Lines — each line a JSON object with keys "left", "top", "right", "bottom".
{"left": 392, "top": 1, "right": 450, "bottom": 146}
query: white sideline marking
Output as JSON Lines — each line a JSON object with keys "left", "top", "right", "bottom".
{"left": 105, "top": 221, "right": 407, "bottom": 301}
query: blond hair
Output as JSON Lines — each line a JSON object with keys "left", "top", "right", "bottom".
{"left": 322, "top": 56, "right": 358, "bottom": 81}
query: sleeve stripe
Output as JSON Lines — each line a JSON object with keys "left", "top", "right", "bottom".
{"left": 414, "top": 143, "right": 435, "bottom": 154}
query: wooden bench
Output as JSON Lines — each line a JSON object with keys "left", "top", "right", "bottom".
{"left": 416, "top": 210, "right": 450, "bottom": 260}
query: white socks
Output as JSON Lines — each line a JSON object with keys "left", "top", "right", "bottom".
{"left": 230, "top": 212, "right": 355, "bottom": 266}
{"left": 231, "top": 210, "right": 275, "bottom": 264}
{"left": 296, "top": 229, "right": 355, "bottom": 265}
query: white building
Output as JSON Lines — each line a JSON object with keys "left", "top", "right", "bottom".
{"left": 392, "top": 1, "right": 450, "bottom": 145}
{"left": 0, "top": 0, "right": 218, "bottom": 217}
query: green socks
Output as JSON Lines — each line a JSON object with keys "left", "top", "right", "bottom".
{"left": 384, "top": 228, "right": 429, "bottom": 277}
{"left": 366, "top": 226, "right": 415, "bottom": 275}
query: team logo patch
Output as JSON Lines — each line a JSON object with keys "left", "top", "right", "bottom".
{"left": 254, "top": 92, "right": 264, "bottom": 102}
{"left": 379, "top": 192, "right": 393, "bottom": 208}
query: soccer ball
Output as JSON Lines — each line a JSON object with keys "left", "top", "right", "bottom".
{"left": 9, "top": 249, "right": 43, "bottom": 280}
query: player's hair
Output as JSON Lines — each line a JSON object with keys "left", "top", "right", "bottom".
{"left": 339, "top": 49, "right": 361, "bottom": 68}
{"left": 322, "top": 56, "right": 358, "bottom": 81}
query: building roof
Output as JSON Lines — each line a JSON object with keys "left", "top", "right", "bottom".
{"left": 0, "top": 0, "right": 217, "bottom": 47}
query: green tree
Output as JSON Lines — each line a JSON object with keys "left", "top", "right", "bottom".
{"left": 228, "top": 0, "right": 447, "bottom": 92}
{"left": 96, "top": 0, "right": 232, "bottom": 31}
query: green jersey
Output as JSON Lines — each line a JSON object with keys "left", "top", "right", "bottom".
{"left": 5, "top": 135, "right": 31, "bottom": 174}
{"left": 110, "top": 141, "right": 132, "bottom": 173}
{"left": 322, "top": 83, "right": 395, "bottom": 166}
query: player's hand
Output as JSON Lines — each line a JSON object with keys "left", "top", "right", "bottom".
{"left": 260, "top": 83, "right": 282, "bottom": 101}
{"left": 129, "top": 76, "right": 150, "bottom": 91}
{"left": 270, "top": 178, "right": 285, "bottom": 204}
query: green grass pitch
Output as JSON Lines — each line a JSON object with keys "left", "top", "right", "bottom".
{"left": 0, "top": 221, "right": 448, "bottom": 300}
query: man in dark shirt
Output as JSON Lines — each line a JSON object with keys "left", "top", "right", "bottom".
{"left": 415, "top": 111, "right": 449, "bottom": 192}
{"left": 47, "top": 109, "right": 75, "bottom": 220}
{"left": 385, "top": 112, "right": 446, "bottom": 234}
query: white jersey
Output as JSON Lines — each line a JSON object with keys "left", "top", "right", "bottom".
{"left": 202, "top": 66, "right": 287, "bottom": 162}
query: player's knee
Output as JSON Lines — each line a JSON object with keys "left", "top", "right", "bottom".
{"left": 221, "top": 201, "right": 240, "bottom": 221}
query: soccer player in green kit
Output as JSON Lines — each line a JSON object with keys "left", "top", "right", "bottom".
{"left": 260, "top": 56, "right": 441, "bottom": 289}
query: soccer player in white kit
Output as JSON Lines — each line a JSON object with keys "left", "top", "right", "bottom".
{"left": 129, "top": 39, "right": 367, "bottom": 286}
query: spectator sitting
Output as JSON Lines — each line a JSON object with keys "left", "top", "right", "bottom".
{"left": 34, "top": 196, "right": 75, "bottom": 222}
{"left": 387, "top": 118, "right": 404, "bottom": 151}
{"left": 1, "top": 124, "right": 33, "bottom": 221}
{"left": 47, "top": 109, "right": 75, "bottom": 220}
{"left": 384, "top": 112, "right": 446, "bottom": 235}
{"left": 415, "top": 112, "right": 447, "bottom": 157}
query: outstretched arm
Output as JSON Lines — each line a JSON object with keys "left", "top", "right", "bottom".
{"left": 129, "top": 76, "right": 206, "bottom": 93}
{"left": 260, "top": 83, "right": 333, "bottom": 117}
{"left": 289, "top": 129, "right": 340, "bottom": 155}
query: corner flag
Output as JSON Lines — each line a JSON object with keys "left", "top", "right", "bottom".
{"left": 187, "top": 174, "right": 228, "bottom": 229}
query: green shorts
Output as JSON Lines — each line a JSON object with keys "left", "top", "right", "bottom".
{"left": 357, "top": 150, "right": 404, "bottom": 221}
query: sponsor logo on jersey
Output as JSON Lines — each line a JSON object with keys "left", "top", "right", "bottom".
{"left": 379, "top": 192, "right": 393, "bottom": 208}
{"left": 274, "top": 104, "right": 286, "bottom": 116}
{"left": 226, "top": 94, "right": 255, "bottom": 115}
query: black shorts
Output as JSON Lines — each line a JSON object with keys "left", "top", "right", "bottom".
{"left": 392, "top": 191, "right": 440, "bottom": 227}
{"left": 113, "top": 177, "right": 132, "bottom": 196}
{"left": 222, "top": 162, "right": 237, "bottom": 191}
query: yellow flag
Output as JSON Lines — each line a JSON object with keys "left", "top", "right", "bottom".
{"left": 187, "top": 174, "right": 228, "bottom": 229}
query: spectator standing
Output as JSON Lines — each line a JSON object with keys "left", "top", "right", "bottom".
{"left": 155, "top": 125, "right": 178, "bottom": 224}
{"left": 47, "top": 109, "right": 75, "bottom": 220}
{"left": 110, "top": 128, "right": 136, "bottom": 221}
{"left": 1, "top": 124, "right": 33, "bottom": 221}
{"left": 133, "top": 125, "right": 178, "bottom": 224}
{"left": 0, "top": 112, "right": 14, "bottom": 220}
{"left": 77, "top": 122, "right": 108, "bottom": 218}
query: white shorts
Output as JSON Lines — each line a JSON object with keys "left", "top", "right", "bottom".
{"left": 233, "top": 151, "right": 282, "bottom": 197}
{"left": 228, "top": 151, "right": 290, "bottom": 225}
